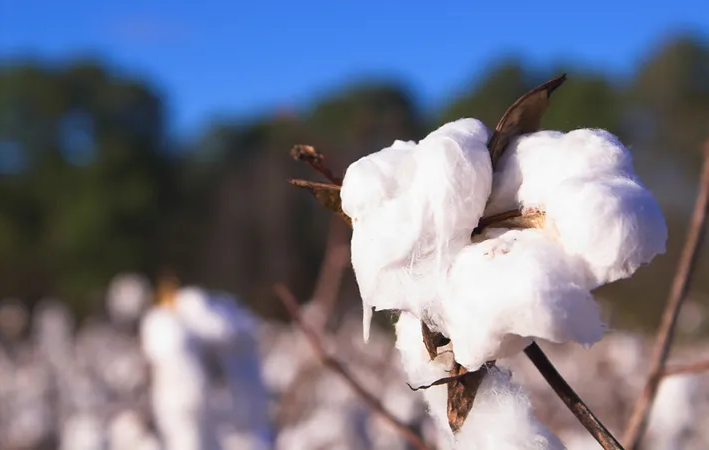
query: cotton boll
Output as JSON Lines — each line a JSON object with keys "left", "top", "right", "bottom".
{"left": 412, "top": 118, "right": 493, "bottom": 271}
{"left": 341, "top": 140, "right": 417, "bottom": 219}
{"left": 106, "top": 273, "right": 152, "bottom": 326}
{"left": 60, "top": 413, "right": 107, "bottom": 450}
{"left": 395, "top": 312, "right": 456, "bottom": 449}
{"left": 140, "top": 308, "right": 219, "bottom": 450}
{"left": 486, "top": 129, "right": 634, "bottom": 215}
{"left": 345, "top": 119, "right": 493, "bottom": 340}
{"left": 545, "top": 175, "right": 667, "bottom": 287}
{"left": 645, "top": 374, "right": 700, "bottom": 450}
{"left": 444, "top": 229, "right": 604, "bottom": 370}
{"left": 173, "top": 287, "right": 258, "bottom": 345}
{"left": 455, "top": 367, "right": 565, "bottom": 450}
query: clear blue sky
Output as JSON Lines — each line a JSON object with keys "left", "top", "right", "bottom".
{"left": 1, "top": 0, "right": 708, "bottom": 138}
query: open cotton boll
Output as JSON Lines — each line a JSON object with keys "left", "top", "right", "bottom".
{"left": 444, "top": 229, "right": 604, "bottom": 370}
{"left": 395, "top": 312, "right": 456, "bottom": 449}
{"left": 140, "top": 308, "right": 219, "bottom": 450}
{"left": 485, "top": 129, "right": 635, "bottom": 215}
{"left": 410, "top": 118, "right": 493, "bottom": 271}
{"left": 645, "top": 374, "right": 700, "bottom": 450}
{"left": 341, "top": 139, "right": 417, "bottom": 220}
{"left": 545, "top": 175, "right": 667, "bottom": 287}
{"left": 344, "top": 118, "right": 493, "bottom": 341}
{"left": 455, "top": 366, "right": 565, "bottom": 450}
{"left": 173, "top": 287, "right": 259, "bottom": 345}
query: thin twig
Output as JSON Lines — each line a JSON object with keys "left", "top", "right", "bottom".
{"left": 291, "top": 145, "right": 343, "bottom": 185}
{"left": 311, "top": 216, "right": 351, "bottom": 326}
{"left": 662, "top": 359, "right": 709, "bottom": 377}
{"left": 273, "top": 283, "right": 431, "bottom": 450}
{"left": 524, "top": 342, "right": 624, "bottom": 450}
{"left": 622, "top": 141, "right": 709, "bottom": 449}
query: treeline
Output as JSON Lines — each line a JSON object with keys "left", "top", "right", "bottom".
{"left": 0, "top": 33, "right": 708, "bottom": 329}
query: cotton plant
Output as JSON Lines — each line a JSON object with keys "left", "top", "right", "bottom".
{"left": 289, "top": 75, "right": 667, "bottom": 448}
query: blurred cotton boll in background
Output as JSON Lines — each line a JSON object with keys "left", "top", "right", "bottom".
{"left": 106, "top": 273, "right": 153, "bottom": 328}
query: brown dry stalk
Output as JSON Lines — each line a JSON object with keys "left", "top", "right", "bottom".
{"left": 273, "top": 283, "right": 431, "bottom": 450}
{"left": 291, "top": 144, "right": 343, "bottom": 185}
{"left": 662, "top": 359, "right": 709, "bottom": 377}
{"left": 622, "top": 140, "right": 709, "bottom": 449}
{"left": 524, "top": 342, "right": 623, "bottom": 449}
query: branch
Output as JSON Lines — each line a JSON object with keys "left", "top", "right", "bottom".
{"left": 662, "top": 359, "right": 709, "bottom": 377}
{"left": 291, "top": 145, "right": 343, "bottom": 185}
{"left": 273, "top": 284, "right": 431, "bottom": 450}
{"left": 622, "top": 140, "right": 709, "bottom": 449}
{"left": 310, "top": 216, "right": 351, "bottom": 328}
{"left": 524, "top": 342, "right": 624, "bottom": 450}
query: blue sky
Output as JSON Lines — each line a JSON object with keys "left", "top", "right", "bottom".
{"left": 2, "top": 0, "right": 708, "bottom": 138}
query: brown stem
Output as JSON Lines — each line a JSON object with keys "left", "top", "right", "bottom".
{"left": 273, "top": 284, "right": 431, "bottom": 450}
{"left": 310, "top": 216, "right": 351, "bottom": 328}
{"left": 622, "top": 141, "right": 709, "bottom": 449}
{"left": 662, "top": 359, "right": 709, "bottom": 377}
{"left": 291, "top": 145, "right": 343, "bottom": 185}
{"left": 524, "top": 342, "right": 624, "bottom": 450}
{"left": 476, "top": 210, "right": 523, "bottom": 229}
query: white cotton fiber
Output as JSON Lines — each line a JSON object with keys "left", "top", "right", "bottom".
{"left": 484, "top": 128, "right": 666, "bottom": 288}
{"left": 395, "top": 312, "right": 564, "bottom": 450}
{"left": 545, "top": 175, "right": 667, "bottom": 287}
{"left": 485, "top": 129, "right": 633, "bottom": 215}
{"left": 455, "top": 367, "right": 565, "bottom": 450}
{"left": 342, "top": 119, "right": 493, "bottom": 340}
{"left": 395, "top": 312, "right": 456, "bottom": 450}
{"left": 443, "top": 229, "right": 604, "bottom": 370}
{"left": 645, "top": 374, "right": 700, "bottom": 450}
{"left": 340, "top": 139, "right": 417, "bottom": 218}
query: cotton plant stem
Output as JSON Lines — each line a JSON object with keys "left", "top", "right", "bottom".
{"left": 524, "top": 342, "right": 624, "bottom": 450}
{"left": 622, "top": 142, "right": 709, "bottom": 450}
{"left": 273, "top": 284, "right": 432, "bottom": 450}
{"left": 662, "top": 359, "right": 709, "bottom": 377}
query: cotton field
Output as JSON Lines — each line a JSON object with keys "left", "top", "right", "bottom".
{"left": 0, "top": 272, "right": 707, "bottom": 450}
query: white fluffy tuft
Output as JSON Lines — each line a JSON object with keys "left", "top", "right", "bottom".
{"left": 443, "top": 229, "right": 604, "bottom": 370}
{"left": 343, "top": 118, "right": 493, "bottom": 338}
{"left": 395, "top": 312, "right": 565, "bottom": 450}
{"left": 486, "top": 129, "right": 667, "bottom": 287}
{"left": 455, "top": 367, "right": 566, "bottom": 450}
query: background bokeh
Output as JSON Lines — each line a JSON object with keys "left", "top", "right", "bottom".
{"left": 1, "top": 2, "right": 709, "bottom": 449}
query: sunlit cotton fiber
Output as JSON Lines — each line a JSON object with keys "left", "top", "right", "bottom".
{"left": 485, "top": 129, "right": 666, "bottom": 287}
{"left": 395, "top": 312, "right": 565, "bottom": 450}
{"left": 395, "top": 312, "right": 456, "bottom": 450}
{"left": 454, "top": 367, "right": 565, "bottom": 450}
{"left": 140, "top": 307, "right": 218, "bottom": 450}
{"left": 342, "top": 119, "right": 493, "bottom": 341}
{"left": 443, "top": 229, "right": 604, "bottom": 370}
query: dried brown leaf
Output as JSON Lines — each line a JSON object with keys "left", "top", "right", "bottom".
{"left": 488, "top": 74, "right": 567, "bottom": 168}
{"left": 289, "top": 179, "right": 352, "bottom": 227}
{"left": 421, "top": 321, "right": 451, "bottom": 360}
{"left": 447, "top": 362, "right": 495, "bottom": 433}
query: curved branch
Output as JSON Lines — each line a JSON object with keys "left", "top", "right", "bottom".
{"left": 525, "top": 342, "right": 624, "bottom": 450}
{"left": 273, "top": 284, "right": 431, "bottom": 450}
{"left": 622, "top": 141, "right": 709, "bottom": 449}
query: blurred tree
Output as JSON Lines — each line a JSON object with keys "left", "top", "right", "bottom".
{"left": 308, "top": 81, "right": 424, "bottom": 166}
{"left": 439, "top": 60, "right": 533, "bottom": 129}
{"left": 600, "top": 34, "right": 709, "bottom": 329}
{"left": 0, "top": 60, "right": 172, "bottom": 313}
{"left": 540, "top": 69, "right": 623, "bottom": 136}
{"left": 2, "top": 36, "right": 708, "bottom": 330}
